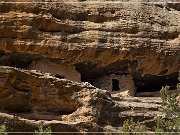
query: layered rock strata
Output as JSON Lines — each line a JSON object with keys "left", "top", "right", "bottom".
{"left": 0, "top": 0, "right": 179, "bottom": 83}
{"left": 0, "top": 66, "right": 162, "bottom": 132}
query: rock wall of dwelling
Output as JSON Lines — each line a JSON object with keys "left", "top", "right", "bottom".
{"left": 28, "top": 60, "right": 81, "bottom": 83}
{"left": 93, "top": 74, "right": 136, "bottom": 96}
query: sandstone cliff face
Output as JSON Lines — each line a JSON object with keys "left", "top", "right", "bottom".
{"left": 0, "top": 0, "right": 179, "bottom": 82}
{"left": 0, "top": 0, "right": 179, "bottom": 132}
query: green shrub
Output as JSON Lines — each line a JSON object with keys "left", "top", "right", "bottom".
{"left": 122, "top": 118, "right": 146, "bottom": 135}
{"left": 34, "top": 121, "right": 52, "bottom": 135}
{"left": 155, "top": 71, "right": 180, "bottom": 134}
{"left": 0, "top": 124, "right": 7, "bottom": 135}
{"left": 160, "top": 85, "right": 180, "bottom": 118}
{"left": 0, "top": 115, "right": 25, "bottom": 133}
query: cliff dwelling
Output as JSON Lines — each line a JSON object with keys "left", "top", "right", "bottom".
{"left": 28, "top": 60, "right": 137, "bottom": 96}
{"left": 28, "top": 60, "right": 82, "bottom": 83}
{"left": 0, "top": 0, "right": 180, "bottom": 133}
{"left": 27, "top": 61, "right": 180, "bottom": 97}
{"left": 0, "top": 53, "right": 178, "bottom": 97}
{"left": 93, "top": 74, "right": 136, "bottom": 96}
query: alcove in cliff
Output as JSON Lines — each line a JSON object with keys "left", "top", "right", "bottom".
{"left": 134, "top": 73, "right": 179, "bottom": 97}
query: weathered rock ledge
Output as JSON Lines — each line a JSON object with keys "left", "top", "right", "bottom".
{"left": 0, "top": 66, "right": 162, "bottom": 132}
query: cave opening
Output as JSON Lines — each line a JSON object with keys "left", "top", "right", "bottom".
{"left": 0, "top": 52, "right": 41, "bottom": 69}
{"left": 112, "top": 79, "right": 120, "bottom": 91}
{"left": 74, "top": 62, "right": 179, "bottom": 97}
{"left": 134, "top": 73, "right": 179, "bottom": 97}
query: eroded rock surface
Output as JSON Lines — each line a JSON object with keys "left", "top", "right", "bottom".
{"left": 0, "top": 0, "right": 179, "bottom": 133}
{"left": 0, "top": 0, "right": 179, "bottom": 81}
{"left": 0, "top": 66, "right": 162, "bottom": 132}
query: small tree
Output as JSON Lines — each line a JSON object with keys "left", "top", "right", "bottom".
{"left": 155, "top": 71, "right": 180, "bottom": 133}
{"left": 159, "top": 85, "right": 180, "bottom": 118}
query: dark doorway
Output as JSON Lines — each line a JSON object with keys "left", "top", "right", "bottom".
{"left": 55, "top": 74, "right": 65, "bottom": 79}
{"left": 112, "top": 79, "right": 120, "bottom": 91}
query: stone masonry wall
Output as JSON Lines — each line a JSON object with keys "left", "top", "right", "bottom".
{"left": 28, "top": 60, "right": 81, "bottom": 82}
{"left": 93, "top": 74, "right": 136, "bottom": 96}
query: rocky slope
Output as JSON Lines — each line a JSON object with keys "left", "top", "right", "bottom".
{"left": 0, "top": 66, "right": 162, "bottom": 133}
